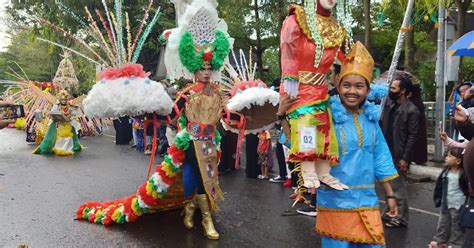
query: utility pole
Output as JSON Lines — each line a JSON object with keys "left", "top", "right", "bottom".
{"left": 433, "top": 2, "right": 446, "bottom": 162}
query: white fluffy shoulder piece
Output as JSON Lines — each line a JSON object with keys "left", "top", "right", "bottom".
{"left": 226, "top": 87, "right": 279, "bottom": 112}
{"left": 84, "top": 77, "right": 173, "bottom": 118}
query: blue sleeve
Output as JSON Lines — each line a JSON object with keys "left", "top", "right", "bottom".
{"left": 374, "top": 125, "right": 399, "bottom": 182}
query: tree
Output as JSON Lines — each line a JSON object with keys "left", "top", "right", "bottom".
{"left": 218, "top": 0, "right": 284, "bottom": 81}
{"left": 363, "top": 0, "right": 371, "bottom": 50}
{"left": 5, "top": 0, "right": 176, "bottom": 77}
{"left": 1, "top": 29, "right": 57, "bottom": 81}
{"left": 455, "top": 0, "right": 472, "bottom": 39}
{"left": 454, "top": 0, "right": 473, "bottom": 86}
{"left": 253, "top": 0, "right": 264, "bottom": 78}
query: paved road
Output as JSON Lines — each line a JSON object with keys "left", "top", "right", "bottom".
{"left": 0, "top": 129, "right": 472, "bottom": 247}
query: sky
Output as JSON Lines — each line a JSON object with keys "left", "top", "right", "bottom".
{"left": 0, "top": 0, "right": 11, "bottom": 52}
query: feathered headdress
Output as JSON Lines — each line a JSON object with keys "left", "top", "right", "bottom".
{"left": 37, "top": 1, "right": 173, "bottom": 118}
{"left": 163, "top": 0, "right": 233, "bottom": 82}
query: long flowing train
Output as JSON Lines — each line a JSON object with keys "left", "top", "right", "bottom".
{"left": 76, "top": 132, "right": 192, "bottom": 225}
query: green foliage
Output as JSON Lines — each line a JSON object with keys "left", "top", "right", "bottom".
{"left": 370, "top": 29, "right": 398, "bottom": 70}
{"left": 415, "top": 61, "right": 436, "bottom": 101}
{"left": 1, "top": 30, "right": 55, "bottom": 81}
{"left": 218, "top": 0, "right": 285, "bottom": 79}
{"left": 6, "top": 0, "right": 176, "bottom": 76}
{"left": 459, "top": 57, "right": 474, "bottom": 83}
{"left": 261, "top": 47, "right": 280, "bottom": 83}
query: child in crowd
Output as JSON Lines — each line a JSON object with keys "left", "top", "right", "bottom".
{"left": 440, "top": 130, "right": 468, "bottom": 150}
{"left": 131, "top": 117, "right": 143, "bottom": 150}
{"left": 144, "top": 115, "right": 154, "bottom": 155}
{"left": 257, "top": 130, "right": 271, "bottom": 180}
{"left": 429, "top": 147, "right": 469, "bottom": 248}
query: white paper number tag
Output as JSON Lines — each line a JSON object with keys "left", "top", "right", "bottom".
{"left": 299, "top": 126, "right": 316, "bottom": 151}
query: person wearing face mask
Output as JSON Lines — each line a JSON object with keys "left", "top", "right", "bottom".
{"left": 380, "top": 72, "right": 420, "bottom": 228}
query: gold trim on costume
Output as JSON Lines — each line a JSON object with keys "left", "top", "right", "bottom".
{"left": 192, "top": 140, "right": 224, "bottom": 211}
{"left": 358, "top": 211, "right": 385, "bottom": 244}
{"left": 339, "top": 41, "right": 375, "bottom": 83}
{"left": 292, "top": 4, "right": 313, "bottom": 41}
{"left": 282, "top": 73, "right": 300, "bottom": 79}
{"left": 317, "top": 206, "right": 380, "bottom": 212}
{"left": 298, "top": 71, "right": 327, "bottom": 85}
{"left": 316, "top": 228, "right": 384, "bottom": 245}
{"left": 185, "top": 89, "right": 224, "bottom": 124}
{"left": 352, "top": 112, "right": 363, "bottom": 149}
{"left": 379, "top": 173, "right": 399, "bottom": 183}
{"left": 316, "top": 209, "right": 386, "bottom": 245}
{"left": 291, "top": 4, "right": 345, "bottom": 48}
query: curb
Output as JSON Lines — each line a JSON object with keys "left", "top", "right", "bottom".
{"left": 410, "top": 164, "right": 443, "bottom": 181}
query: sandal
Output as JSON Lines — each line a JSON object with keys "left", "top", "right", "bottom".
{"left": 384, "top": 218, "right": 406, "bottom": 228}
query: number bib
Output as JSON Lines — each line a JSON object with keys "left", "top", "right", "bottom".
{"left": 299, "top": 126, "right": 316, "bottom": 152}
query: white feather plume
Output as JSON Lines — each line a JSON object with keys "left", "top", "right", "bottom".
{"left": 84, "top": 77, "right": 173, "bottom": 118}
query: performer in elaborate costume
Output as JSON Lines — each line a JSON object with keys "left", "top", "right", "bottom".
{"left": 33, "top": 90, "right": 82, "bottom": 156}
{"left": 76, "top": 0, "right": 280, "bottom": 241}
{"left": 316, "top": 42, "right": 398, "bottom": 247}
{"left": 278, "top": 0, "right": 350, "bottom": 191}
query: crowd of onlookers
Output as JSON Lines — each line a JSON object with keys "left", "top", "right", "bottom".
{"left": 4, "top": 73, "right": 472, "bottom": 246}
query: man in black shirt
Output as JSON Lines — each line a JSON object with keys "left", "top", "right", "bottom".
{"left": 381, "top": 73, "right": 420, "bottom": 228}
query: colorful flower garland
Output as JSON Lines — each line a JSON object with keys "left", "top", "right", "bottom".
{"left": 76, "top": 114, "right": 222, "bottom": 225}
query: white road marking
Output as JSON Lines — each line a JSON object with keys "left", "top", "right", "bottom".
{"left": 102, "top": 134, "right": 116, "bottom": 138}
{"left": 379, "top": 200, "right": 440, "bottom": 217}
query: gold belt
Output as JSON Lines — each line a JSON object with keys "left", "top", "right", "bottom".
{"left": 298, "top": 71, "right": 327, "bottom": 85}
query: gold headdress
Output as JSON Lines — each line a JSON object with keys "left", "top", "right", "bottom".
{"left": 57, "top": 90, "right": 71, "bottom": 104}
{"left": 339, "top": 41, "right": 374, "bottom": 84}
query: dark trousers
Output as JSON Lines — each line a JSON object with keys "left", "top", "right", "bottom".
{"left": 289, "top": 162, "right": 298, "bottom": 187}
{"left": 245, "top": 133, "right": 259, "bottom": 178}
{"left": 218, "top": 131, "right": 238, "bottom": 172}
{"left": 275, "top": 142, "right": 287, "bottom": 178}
{"left": 383, "top": 167, "right": 409, "bottom": 225}
{"left": 434, "top": 208, "right": 466, "bottom": 248}
{"left": 113, "top": 116, "right": 132, "bottom": 145}
{"left": 183, "top": 142, "right": 205, "bottom": 196}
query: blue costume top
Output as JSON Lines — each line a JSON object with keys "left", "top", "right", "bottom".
{"left": 316, "top": 97, "right": 398, "bottom": 246}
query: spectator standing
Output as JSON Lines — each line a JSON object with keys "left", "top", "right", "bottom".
{"left": 409, "top": 84, "right": 428, "bottom": 165}
{"left": 453, "top": 105, "right": 474, "bottom": 194}
{"left": 257, "top": 130, "right": 271, "bottom": 179}
{"left": 381, "top": 73, "right": 420, "bottom": 228}
{"left": 245, "top": 133, "right": 260, "bottom": 178}
{"left": 270, "top": 126, "right": 288, "bottom": 183}
{"left": 429, "top": 147, "right": 469, "bottom": 248}
{"left": 113, "top": 116, "right": 133, "bottom": 145}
